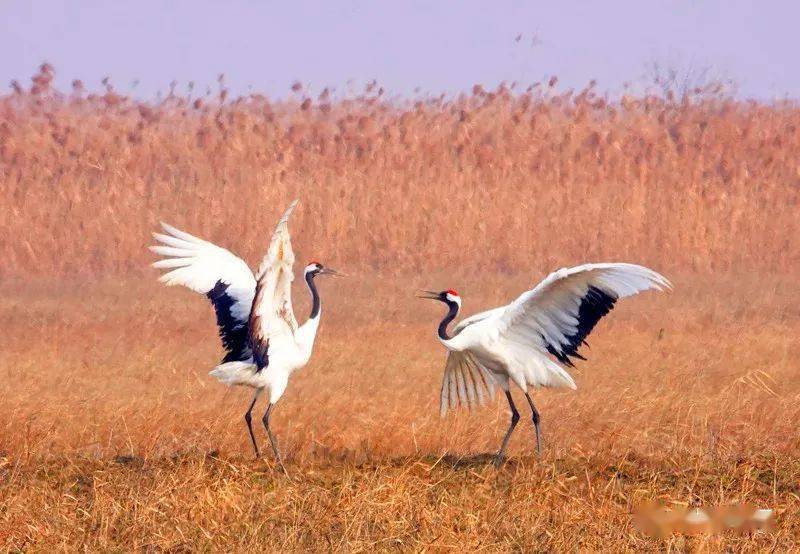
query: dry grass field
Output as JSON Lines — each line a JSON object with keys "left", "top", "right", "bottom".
{"left": 1, "top": 66, "right": 799, "bottom": 550}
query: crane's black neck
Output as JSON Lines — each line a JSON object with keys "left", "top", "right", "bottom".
{"left": 438, "top": 300, "right": 460, "bottom": 341}
{"left": 305, "top": 271, "right": 321, "bottom": 319}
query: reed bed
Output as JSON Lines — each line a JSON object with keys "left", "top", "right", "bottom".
{"left": 1, "top": 65, "right": 797, "bottom": 278}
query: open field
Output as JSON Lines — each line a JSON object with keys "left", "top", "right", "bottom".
{"left": 1, "top": 69, "right": 799, "bottom": 550}
{"left": 1, "top": 276, "right": 799, "bottom": 550}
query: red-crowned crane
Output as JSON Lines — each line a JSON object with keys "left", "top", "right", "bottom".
{"left": 418, "top": 263, "right": 671, "bottom": 465}
{"left": 150, "top": 200, "right": 341, "bottom": 471}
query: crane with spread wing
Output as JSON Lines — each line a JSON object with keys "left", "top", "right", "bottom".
{"left": 419, "top": 263, "right": 671, "bottom": 464}
{"left": 150, "top": 201, "right": 341, "bottom": 471}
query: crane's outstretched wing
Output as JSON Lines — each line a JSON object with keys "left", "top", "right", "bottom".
{"left": 150, "top": 223, "right": 256, "bottom": 362}
{"left": 497, "top": 263, "right": 671, "bottom": 367}
{"left": 452, "top": 307, "right": 505, "bottom": 336}
{"left": 248, "top": 200, "right": 299, "bottom": 370}
{"left": 440, "top": 350, "right": 497, "bottom": 417}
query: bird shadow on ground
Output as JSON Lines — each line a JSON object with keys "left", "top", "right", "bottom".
{"left": 419, "top": 453, "right": 501, "bottom": 469}
{"left": 105, "top": 449, "right": 537, "bottom": 476}
{"left": 371, "top": 452, "right": 529, "bottom": 471}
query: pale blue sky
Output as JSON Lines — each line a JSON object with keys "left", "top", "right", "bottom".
{"left": 2, "top": 0, "right": 797, "bottom": 99}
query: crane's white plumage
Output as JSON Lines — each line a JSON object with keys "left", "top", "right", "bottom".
{"left": 151, "top": 200, "right": 338, "bottom": 467}
{"left": 219, "top": 199, "right": 317, "bottom": 404}
{"left": 422, "top": 262, "right": 671, "bottom": 460}
{"left": 150, "top": 222, "right": 257, "bottom": 362}
{"left": 151, "top": 222, "right": 255, "bottom": 299}
{"left": 439, "top": 350, "right": 496, "bottom": 417}
{"left": 250, "top": 201, "right": 299, "bottom": 338}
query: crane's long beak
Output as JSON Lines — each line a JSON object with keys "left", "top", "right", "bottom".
{"left": 320, "top": 267, "right": 345, "bottom": 277}
{"left": 416, "top": 290, "right": 440, "bottom": 300}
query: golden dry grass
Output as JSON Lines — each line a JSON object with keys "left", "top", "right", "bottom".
{"left": 1, "top": 67, "right": 799, "bottom": 550}
{"left": 1, "top": 276, "right": 798, "bottom": 550}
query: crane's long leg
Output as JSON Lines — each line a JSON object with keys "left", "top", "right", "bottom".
{"left": 495, "top": 390, "right": 520, "bottom": 466}
{"left": 524, "top": 391, "right": 542, "bottom": 455}
{"left": 262, "top": 403, "right": 288, "bottom": 475}
{"left": 244, "top": 390, "right": 261, "bottom": 458}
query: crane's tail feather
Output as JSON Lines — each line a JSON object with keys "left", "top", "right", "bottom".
{"left": 529, "top": 354, "right": 578, "bottom": 390}
{"left": 209, "top": 361, "right": 260, "bottom": 387}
